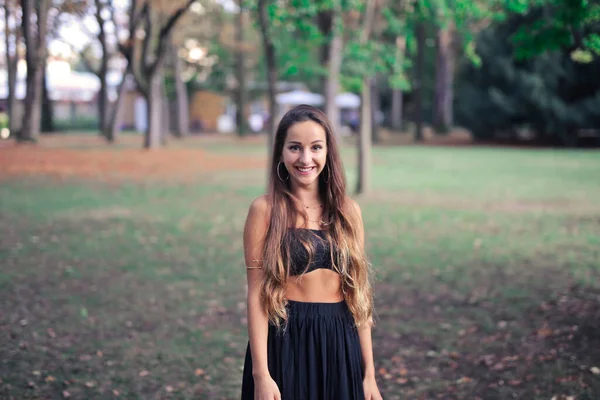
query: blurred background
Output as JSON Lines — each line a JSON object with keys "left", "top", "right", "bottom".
{"left": 1, "top": 0, "right": 599, "bottom": 399}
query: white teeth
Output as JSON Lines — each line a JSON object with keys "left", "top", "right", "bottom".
{"left": 298, "top": 167, "right": 313, "bottom": 172}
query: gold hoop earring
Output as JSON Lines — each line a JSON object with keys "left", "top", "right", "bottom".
{"left": 277, "top": 161, "right": 289, "bottom": 182}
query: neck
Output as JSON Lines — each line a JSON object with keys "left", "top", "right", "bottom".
{"left": 290, "top": 184, "right": 321, "bottom": 207}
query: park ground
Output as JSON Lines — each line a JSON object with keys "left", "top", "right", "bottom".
{"left": 1, "top": 132, "right": 599, "bottom": 399}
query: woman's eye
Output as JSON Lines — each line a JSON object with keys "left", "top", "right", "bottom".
{"left": 289, "top": 145, "right": 299, "bottom": 151}
{"left": 313, "top": 145, "right": 322, "bottom": 150}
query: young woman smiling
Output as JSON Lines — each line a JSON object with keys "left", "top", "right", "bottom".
{"left": 241, "top": 105, "right": 383, "bottom": 400}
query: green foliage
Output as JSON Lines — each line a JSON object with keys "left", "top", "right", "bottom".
{"left": 511, "top": 0, "right": 600, "bottom": 61}
{"left": 455, "top": 12, "right": 600, "bottom": 145}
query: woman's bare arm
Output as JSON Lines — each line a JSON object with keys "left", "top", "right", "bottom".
{"left": 244, "top": 195, "right": 271, "bottom": 378}
{"left": 349, "top": 199, "right": 377, "bottom": 379}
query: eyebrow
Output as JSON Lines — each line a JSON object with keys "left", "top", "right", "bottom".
{"left": 286, "top": 140, "right": 324, "bottom": 144}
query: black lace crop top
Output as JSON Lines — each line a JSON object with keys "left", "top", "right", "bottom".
{"left": 286, "top": 228, "right": 335, "bottom": 276}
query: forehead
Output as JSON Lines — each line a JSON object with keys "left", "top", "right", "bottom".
{"left": 285, "top": 120, "right": 326, "bottom": 143}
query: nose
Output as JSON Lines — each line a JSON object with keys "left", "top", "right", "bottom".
{"left": 300, "top": 150, "right": 311, "bottom": 165}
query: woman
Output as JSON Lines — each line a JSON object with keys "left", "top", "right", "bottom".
{"left": 241, "top": 105, "right": 383, "bottom": 400}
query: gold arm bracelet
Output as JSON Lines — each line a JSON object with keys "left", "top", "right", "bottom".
{"left": 246, "top": 266, "right": 262, "bottom": 270}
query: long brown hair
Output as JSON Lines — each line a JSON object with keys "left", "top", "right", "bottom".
{"left": 261, "top": 104, "right": 373, "bottom": 329}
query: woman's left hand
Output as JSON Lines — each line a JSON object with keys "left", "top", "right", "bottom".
{"left": 363, "top": 375, "right": 383, "bottom": 400}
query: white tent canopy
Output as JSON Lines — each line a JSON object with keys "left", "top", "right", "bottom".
{"left": 276, "top": 90, "right": 324, "bottom": 106}
{"left": 335, "top": 92, "right": 360, "bottom": 108}
{"left": 275, "top": 90, "right": 361, "bottom": 109}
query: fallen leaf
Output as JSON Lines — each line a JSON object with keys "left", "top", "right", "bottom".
{"left": 537, "top": 323, "right": 552, "bottom": 339}
{"left": 194, "top": 368, "right": 205, "bottom": 376}
{"left": 138, "top": 370, "right": 150, "bottom": 377}
{"left": 590, "top": 366, "right": 600, "bottom": 375}
{"left": 45, "top": 375, "right": 56, "bottom": 382}
{"left": 457, "top": 376, "right": 472, "bottom": 384}
{"left": 96, "top": 350, "right": 103, "bottom": 357}
{"left": 396, "top": 378, "right": 408, "bottom": 385}
{"left": 112, "top": 389, "right": 120, "bottom": 396}
{"left": 85, "top": 381, "right": 95, "bottom": 388}
{"left": 32, "top": 370, "right": 41, "bottom": 377}
{"left": 47, "top": 328, "right": 57, "bottom": 338}
{"left": 62, "top": 390, "right": 71, "bottom": 398}
{"left": 166, "top": 385, "right": 174, "bottom": 393}
{"left": 398, "top": 368, "right": 408, "bottom": 376}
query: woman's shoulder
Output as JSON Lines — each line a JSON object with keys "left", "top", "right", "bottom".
{"left": 341, "top": 196, "right": 362, "bottom": 220}
{"left": 246, "top": 195, "right": 271, "bottom": 224}
{"left": 248, "top": 194, "right": 270, "bottom": 213}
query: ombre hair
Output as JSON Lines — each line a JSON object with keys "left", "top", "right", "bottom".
{"left": 260, "top": 104, "right": 373, "bottom": 329}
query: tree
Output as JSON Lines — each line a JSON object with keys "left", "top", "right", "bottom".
{"left": 390, "top": 35, "right": 407, "bottom": 131}
{"left": 2, "top": 0, "right": 20, "bottom": 137}
{"left": 455, "top": 12, "right": 600, "bottom": 145}
{"left": 256, "top": 0, "right": 279, "bottom": 153}
{"left": 168, "top": 35, "right": 189, "bottom": 137}
{"left": 19, "top": 0, "right": 51, "bottom": 142}
{"left": 433, "top": 20, "right": 456, "bottom": 132}
{"left": 356, "top": 0, "right": 376, "bottom": 195}
{"left": 131, "top": 0, "right": 196, "bottom": 149}
{"left": 413, "top": 19, "right": 425, "bottom": 142}
{"left": 318, "top": 0, "right": 343, "bottom": 138}
{"left": 235, "top": 0, "right": 248, "bottom": 136}
{"left": 510, "top": 0, "right": 600, "bottom": 62}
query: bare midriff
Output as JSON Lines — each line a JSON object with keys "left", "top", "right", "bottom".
{"left": 285, "top": 269, "right": 344, "bottom": 303}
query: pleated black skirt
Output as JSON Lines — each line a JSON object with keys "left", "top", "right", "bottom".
{"left": 241, "top": 300, "right": 365, "bottom": 400}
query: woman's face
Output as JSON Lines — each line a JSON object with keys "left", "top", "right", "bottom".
{"left": 281, "top": 120, "right": 328, "bottom": 188}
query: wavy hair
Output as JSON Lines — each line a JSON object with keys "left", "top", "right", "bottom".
{"left": 260, "top": 104, "right": 373, "bottom": 329}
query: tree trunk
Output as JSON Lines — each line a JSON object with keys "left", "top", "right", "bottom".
{"left": 257, "top": 0, "right": 278, "bottom": 154}
{"left": 95, "top": 0, "right": 109, "bottom": 133}
{"left": 105, "top": 64, "right": 130, "bottom": 142}
{"left": 434, "top": 22, "right": 455, "bottom": 133}
{"left": 98, "top": 61, "right": 108, "bottom": 133}
{"left": 20, "top": 62, "right": 44, "bottom": 141}
{"left": 20, "top": 0, "right": 49, "bottom": 142}
{"left": 161, "top": 80, "right": 170, "bottom": 144}
{"left": 172, "top": 42, "right": 189, "bottom": 137}
{"left": 391, "top": 89, "right": 403, "bottom": 131}
{"left": 356, "top": 0, "right": 376, "bottom": 195}
{"left": 390, "top": 35, "right": 406, "bottom": 131}
{"left": 41, "top": 67, "right": 54, "bottom": 133}
{"left": 235, "top": 0, "right": 247, "bottom": 136}
{"left": 325, "top": 2, "right": 342, "bottom": 138}
{"left": 4, "top": 0, "right": 19, "bottom": 136}
{"left": 144, "top": 71, "right": 163, "bottom": 149}
{"left": 371, "top": 75, "right": 380, "bottom": 143}
{"left": 414, "top": 21, "right": 426, "bottom": 142}
{"left": 357, "top": 77, "right": 372, "bottom": 194}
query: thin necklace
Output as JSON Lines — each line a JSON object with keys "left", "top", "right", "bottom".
{"left": 298, "top": 200, "right": 322, "bottom": 210}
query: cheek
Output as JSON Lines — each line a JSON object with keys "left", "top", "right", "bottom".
{"left": 317, "top": 152, "right": 327, "bottom": 167}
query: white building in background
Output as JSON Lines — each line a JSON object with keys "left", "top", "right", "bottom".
{"left": 0, "top": 58, "right": 122, "bottom": 128}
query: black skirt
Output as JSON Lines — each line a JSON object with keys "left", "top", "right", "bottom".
{"left": 241, "top": 300, "right": 365, "bottom": 400}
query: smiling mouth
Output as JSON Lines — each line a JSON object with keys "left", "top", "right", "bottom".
{"left": 296, "top": 166, "right": 315, "bottom": 174}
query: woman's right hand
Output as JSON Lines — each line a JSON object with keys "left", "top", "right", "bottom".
{"left": 253, "top": 375, "right": 281, "bottom": 400}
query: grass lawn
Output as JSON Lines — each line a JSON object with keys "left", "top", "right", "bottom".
{"left": 1, "top": 135, "right": 599, "bottom": 399}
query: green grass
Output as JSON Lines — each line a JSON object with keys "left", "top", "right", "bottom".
{"left": 1, "top": 139, "right": 600, "bottom": 399}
